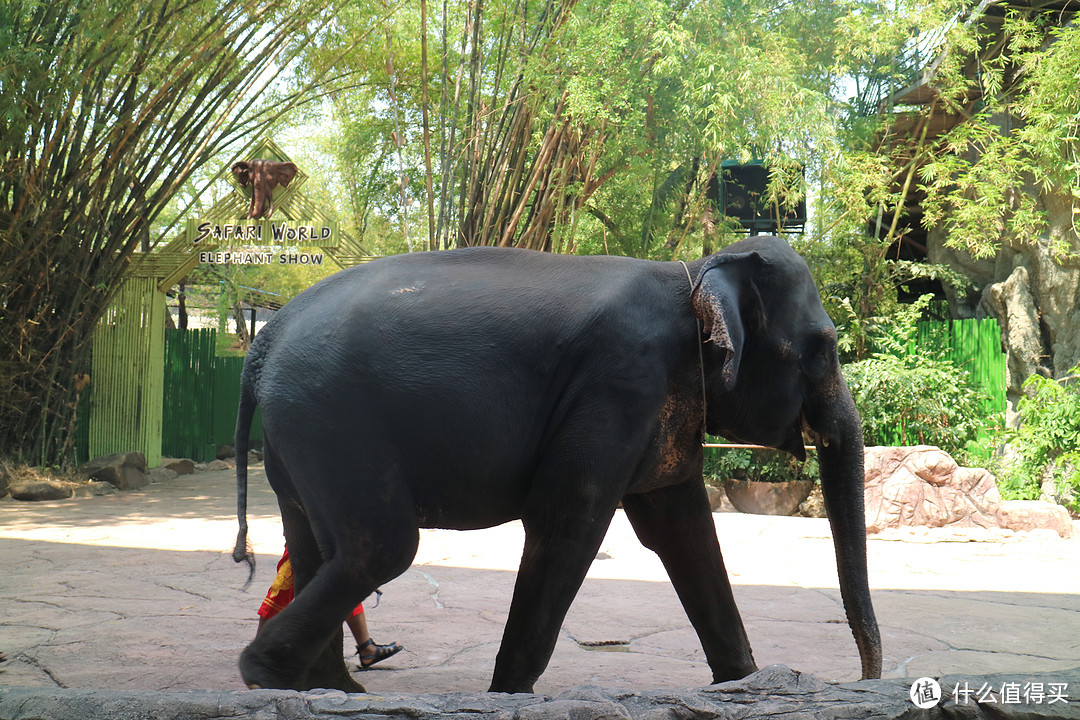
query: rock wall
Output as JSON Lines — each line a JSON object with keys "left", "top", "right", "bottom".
{"left": 863, "top": 446, "right": 1074, "bottom": 538}
{"left": 927, "top": 191, "right": 1080, "bottom": 416}
{"left": 2, "top": 665, "right": 1077, "bottom": 720}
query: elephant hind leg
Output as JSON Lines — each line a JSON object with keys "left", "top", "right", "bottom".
{"left": 239, "top": 449, "right": 420, "bottom": 691}
{"left": 240, "top": 529, "right": 417, "bottom": 692}
{"left": 240, "top": 555, "right": 373, "bottom": 691}
{"left": 262, "top": 489, "right": 366, "bottom": 692}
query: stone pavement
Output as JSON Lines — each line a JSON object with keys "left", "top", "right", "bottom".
{"left": 1, "top": 464, "right": 1078, "bottom": 715}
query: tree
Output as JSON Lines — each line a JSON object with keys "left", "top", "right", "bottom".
{"left": 0, "top": 0, "right": 372, "bottom": 465}
{"left": 307, "top": 0, "right": 861, "bottom": 259}
{"left": 848, "top": 3, "right": 1080, "bottom": 400}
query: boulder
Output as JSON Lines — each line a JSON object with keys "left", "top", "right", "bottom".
{"left": 998, "top": 500, "right": 1075, "bottom": 539}
{"left": 0, "top": 463, "right": 9, "bottom": 498}
{"left": 798, "top": 484, "right": 827, "bottom": 518}
{"left": 216, "top": 444, "right": 235, "bottom": 460}
{"left": 705, "top": 484, "right": 724, "bottom": 511}
{"left": 864, "top": 446, "right": 1075, "bottom": 538}
{"left": 161, "top": 457, "right": 196, "bottom": 475}
{"left": 723, "top": 479, "right": 814, "bottom": 516}
{"left": 78, "top": 452, "right": 149, "bottom": 491}
{"left": 71, "top": 481, "right": 117, "bottom": 498}
{"left": 8, "top": 479, "right": 74, "bottom": 501}
{"left": 148, "top": 467, "right": 178, "bottom": 484}
{"left": 864, "top": 446, "right": 1002, "bottom": 533}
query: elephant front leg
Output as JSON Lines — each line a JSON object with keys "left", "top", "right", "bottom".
{"left": 622, "top": 478, "right": 757, "bottom": 683}
{"left": 489, "top": 503, "right": 619, "bottom": 693}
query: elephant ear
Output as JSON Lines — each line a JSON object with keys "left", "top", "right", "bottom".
{"left": 273, "top": 162, "right": 299, "bottom": 189}
{"left": 231, "top": 161, "right": 252, "bottom": 187}
{"left": 690, "top": 251, "right": 766, "bottom": 391}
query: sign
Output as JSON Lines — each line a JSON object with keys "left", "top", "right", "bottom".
{"left": 185, "top": 219, "right": 339, "bottom": 248}
{"left": 195, "top": 250, "right": 326, "bottom": 266}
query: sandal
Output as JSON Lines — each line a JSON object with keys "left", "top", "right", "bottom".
{"left": 356, "top": 639, "right": 403, "bottom": 669}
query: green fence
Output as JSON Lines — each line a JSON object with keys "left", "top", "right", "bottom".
{"left": 88, "top": 276, "right": 166, "bottom": 466}
{"left": 860, "top": 317, "right": 1007, "bottom": 448}
{"left": 162, "top": 329, "right": 262, "bottom": 462}
{"left": 916, "top": 317, "right": 1006, "bottom": 417}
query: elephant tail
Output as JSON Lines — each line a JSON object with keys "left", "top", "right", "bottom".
{"left": 232, "top": 378, "right": 257, "bottom": 590}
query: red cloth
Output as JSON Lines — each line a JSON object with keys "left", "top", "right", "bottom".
{"left": 258, "top": 547, "right": 363, "bottom": 620}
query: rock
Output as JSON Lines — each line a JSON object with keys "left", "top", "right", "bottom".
{"left": 723, "top": 479, "right": 814, "bottom": 516}
{"left": 863, "top": 446, "right": 1075, "bottom": 538}
{"left": 0, "top": 463, "right": 9, "bottom": 498}
{"left": 3, "top": 666, "right": 1077, "bottom": 719}
{"left": 216, "top": 444, "right": 235, "bottom": 460}
{"left": 248, "top": 449, "right": 264, "bottom": 464}
{"left": 984, "top": 265, "right": 1050, "bottom": 416}
{"left": 78, "top": 452, "right": 149, "bottom": 491}
{"left": 202, "top": 459, "right": 231, "bottom": 472}
{"left": 160, "top": 457, "right": 196, "bottom": 475}
{"left": 998, "top": 500, "right": 1075, "bottom": 539}
{"left": 864, "top": 446, "right": 1003, "bottom": 533}
{"left": 8, "top": 479, "right": 74, "bottom": 501}
{"left": 798, "top": 484, "right": 827, "bottom": 517}
{"left": 148, "top": 467, "right": 178, "bottom": 484}
{"left": 70, "top": 481, "right": 117, "bottom": 498}
{"left": 704, "top": 484, "right": 724, "bottom": 511}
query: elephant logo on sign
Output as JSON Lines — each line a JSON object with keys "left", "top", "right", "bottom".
{"left": 231, "top": 160, "right": 298, "bottom": 219}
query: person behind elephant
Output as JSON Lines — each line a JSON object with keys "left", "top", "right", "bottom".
{"left": 257, "top": 546, "right": 403, "bottom": 670}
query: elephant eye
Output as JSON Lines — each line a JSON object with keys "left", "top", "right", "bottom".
{"left": 803, "top": 350, "right": 830, "bottom": 377}
{"left": 802, "top": 329, "right": 837, "bottom": 377}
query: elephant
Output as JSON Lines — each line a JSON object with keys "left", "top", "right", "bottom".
{"left": 232, "top": 235, "right": 882, "bottom": 693}
{"left": 230, "top": 159, "right": 298, "bottom": 219}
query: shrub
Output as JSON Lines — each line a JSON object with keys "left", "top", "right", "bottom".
{"left": 703, "top": 441, "right": 819, "bottom": 485}
{"left": 843, "top": 351, "right": 991, "bottom": 453}
{"left": 839, "top": 294, "right": 993, "bottom": 455}
{"left": 993, "top": 367, "right": 1080, "bottom": 509}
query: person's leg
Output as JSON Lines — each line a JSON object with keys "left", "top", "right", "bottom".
{"left": 346, "top": 604, "right": 404, "bottom": 669}
{"left": 345, "top": 610, "right": 369, "bottom": 647}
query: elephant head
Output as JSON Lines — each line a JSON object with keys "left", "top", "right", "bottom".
{"left": 231, "top": 159, "right": 298, "bottom": 219}
{"left": 690, "top": 236, "right": 882, "bottom": 680}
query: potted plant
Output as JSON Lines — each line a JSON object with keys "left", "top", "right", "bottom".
{"left": 704, "top": 440, "right": 818, "bottom": 515}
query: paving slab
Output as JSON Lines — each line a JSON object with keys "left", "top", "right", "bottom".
{"left": 1, "top": 465, "right": 1078, "bottom": 708}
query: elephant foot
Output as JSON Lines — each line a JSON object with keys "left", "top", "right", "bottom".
{"left": 710, "top": 662, "right": 759, "bottom": 684}
{"left": 308, "top": 638, "right": 366, "bottom": 693}
{"left": 239, "top": 645, "right": 366, "bottom": 693}
{"left": 487, "top": 672, "right": 537, "bottom": 694}
{"left": 239, "top": 643, "right": 302, "bottom": 691}
{"left": 335, "top": 674, "right": 367, "bottom": 694}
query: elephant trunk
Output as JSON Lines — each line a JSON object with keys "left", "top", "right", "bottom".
{"left": 249, "top": 172, "right": 269, "bottom": 218}
{"left": 812, "top": 382, "right": 882, "bottom": 680}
